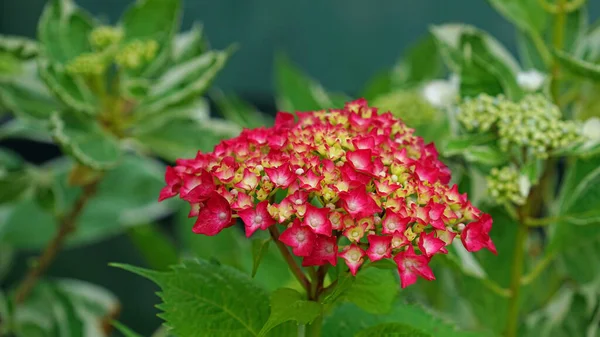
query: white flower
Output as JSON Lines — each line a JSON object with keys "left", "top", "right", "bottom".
{"left": 422, "top": 77, "right": 459, "bottom": 108}
{"left": 582, "top": 117, "right": 600, "bottom": 141}
{"left": 517, "top": 70, "right": 546, "bottom": 92}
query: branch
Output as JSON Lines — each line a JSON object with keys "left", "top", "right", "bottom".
{"left": 14, "top": 179, "right": 100, "bottom": 304}
{"left": 268, "top": 226, "right": 311, "bottom": 295}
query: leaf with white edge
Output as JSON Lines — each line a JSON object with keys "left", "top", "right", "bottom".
{"left": 431, "top": 24, "right": 523, "bottom": 99}
{"left": 39, "top": 60, "right": 97, "bottom": 115}
{"left": 136, "top": 50, "right": 229, "bottom": 117}
{"left": 553, "top": 49, "right": 600, "bottom": 82}
{"left": 0, "top": 35, "right": 39, "bottom": 60}
{"left": 0, "top": 61, "right": 61, "bottom": 120}
{"left": 1, "top": 155, "right": 175, "bottom": 249}
{"left": 133, "top": 98, "right": 210, "bottom": 131}
{"left": 275, "top": 53, "right": 348, "bottom": 112}
{"left": 257, "top": 288, "right": 322, "bottom": 337}
{"left": 343, "top": 268, "right": 399, "bottom": 314}
{"left": 37, "top": 0, "right": 96, "bottom": 64}
{"left": 0, "top": 118, "right": 52, "bottom": 143}
{"left": 121, "top": 0, "right": 181, "bottom": 77}
{"left": 173, "top": 23, "right": 207, "bottom": 64}
{"left": 112, "top": 321, "right": 143, "bottom": 337}
{"left": 391, "top": 34, "right": 443, "bottom": 88}
{"left": 112, "top": 259, "right": 296, "bottom": 337}
{"left": 252, "top": 238, "right": 271, "bottom": 278}
{"left": 355, "top": 323, "right": 432, "bottom": 337}
{"left": 133, "top": 117, "right": 240, "bottom": 161}
{"left": 323, "top": 301, "right": 485, "bottom": 337}
{"left": 50, "top": 112, "right": 121, "bottom": 170}
{"left": 440, "top": 134, "right": 496, "bottom": 157}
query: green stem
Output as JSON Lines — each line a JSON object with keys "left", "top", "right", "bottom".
{"left": 505, "top": 218, "right": 529, "bottom": 337}
{"left": 268, "top": 226, "right": 311, "bottom": 295}
{"left": 306, "top": 314, "right": 323, "bottom": 337}
{"left": 521, "top": 253, "right": 555, "bottom": 285}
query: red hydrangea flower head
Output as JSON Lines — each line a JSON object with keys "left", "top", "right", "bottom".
{"left": 159, "top": 99, "right": 494, "bottom": 288}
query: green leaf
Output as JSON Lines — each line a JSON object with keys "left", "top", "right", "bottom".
{"left": 133, "top": 116, "right": 240, "bottom": 162}
{"left": 257, "top": 288, "right": 322, "bottom": 337}
{"left": 0, "top": 118, "right": 52, "bottom": 143}
{"left": 50, "top": 112, "right": 121, "bottom": 170}
{"left": 440, "top": 134, "right": 496, "bottom": 157}
{"left": 275, "top": 53, "right": 348, "bottom": 112}
{"left": 112, "top": 259, "right": 295, "bottom": 337}
{"left": 515, "top": 31, "right": 546, "bottom": 71}
{"left": 486, "top": 0, "right": 547, "bottom": 34}
{"left": 127, "top": 223, "right": 180, "bottom": 271}
{"left": 0, "top": 61, "right": 61, "bottom": 120}
{"left": 556, "top": 155, "right": 600, "bottom": 225}
{"left": 0, "top": 157, "right": 33, "bottom": 205}
{"left": 575, "top": 20, "right": 600, "bottom": 62}
{"left": 323, "top": 301, "right": 484, "bottom": 337}
{"left": 553, "top": 49, "right": 600, "bottom": 82}
{"left": 252, "top": 238, "right": 271, "bottom": 278}
{"left": 1, "top": 155, "right": 174, "bottom": 249}
{"left": 360, "top": 70, "right": 393, "bottom": 101}
{"left": 391, "top": 34, "right": 444, "bottom": 88}
{"left": 172, "top": 23, "right": 207, "bottom": 64}
{"left": 431, "top": 24, "right": 523, "bottom": 99}
{"left": 13, "top": 279, "right": 118, "bottom": 337}
{"left": 38, "top": 60, "right": 97, "bottom": 116}
{"left": 112, "top": 321, "right": 144, "bottom": 337}
{"left": 213, "top": 91, "right": 272, "bottom": 129}
{"left": 37, "top": 0, "right": 96, "bottom": 64}
{"left": 343, "top": 268, "right": 399, "bottom": 314}
{"left": 355, "top": 323, "right": 432, "bottom": 337}
{"left": 0, "top": 243, "right": 14, "bottom": 282}
{"left": 121, "top": 0, "right": 181, "bottom": 76}
{"left": 521, "top": 158, "right": 544, "bottom": 186}
{"left": 0, "top": 35, "right": 39, "bottom": 60}
{"left": 136, "top": 50, "right": 229, "bottom": 118}
{"left": 462, "top": 144, "right": 509, "bottom": 167}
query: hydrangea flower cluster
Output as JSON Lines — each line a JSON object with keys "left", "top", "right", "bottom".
{"left": 457, "top": 94, "right": 581, "bottom": 158}
{"left": 486, "top": 166, "right": 526, "bottom": 205}
{"left": 159, "top": 99, "right": 496, "bottom": 288}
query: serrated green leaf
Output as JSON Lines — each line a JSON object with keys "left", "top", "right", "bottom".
{"left": 252, "top": 238, "right": 271, "bottom": 278}
{"left": 112, "top": 321, "right": 144, "bottom": 337}
{"left": 257, "top": 288, "right": 322, "bottom": 337}
{"left": 133, "top": 117, "right": 240, "bottom": 161}
{"left": 275, "top": 53, "right": 348, "bottom": 112}
{"left": 431, "top": 24, "right": 523, "bottom": 99}
{"left": 121, "top": 0, "right": 181, "bottom": 77}
{"left": 173, "top": 23, "right": 207, "bottom": 64}
{"left": 136, "top": 50, "right": 229, "bottom": 118}
{"left": 343, "top": 268, "right": 399, "bottom": 314}
{"left": 213, "top": 91, "right": 272, "bottom": 129}
{"left": 38, "top": 60, "right": 97, "bottom": 115}
{"left": 37, "top": 0, "right": 96, "bottom": 64}
{"left": 0, "top": 61, "right": 61, "bottom": 120}
{"left": 553, "top": 49, "right": 600, "bottom": 82}
{"left": 113, "top": 259, "right": 295, "bottom": 337}
{"left": 355, "top": 323, "right": 432, "bottom": 337}
{"left": 0, "top": 35, "right": 39, "bottom": 60}
{"left": 50, "top": 112, "right": 121, "bottom": 170}
{"left": 128, "top": 223, "right": 180, "bottom": 271}
{"left": 323, "top": 301, "right": 484, "bottom": 337}
{"left": 1, "top": 155, "right": 174, "bottom": 249}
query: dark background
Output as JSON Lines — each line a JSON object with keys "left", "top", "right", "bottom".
{"left": 1, "top": 0, "right": 599, "bottom": 335}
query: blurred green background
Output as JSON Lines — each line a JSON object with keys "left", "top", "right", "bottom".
{"left": 1, "top": 0, "right": 599, "bottom": 335}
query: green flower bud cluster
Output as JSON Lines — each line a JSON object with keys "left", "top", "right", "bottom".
{"left": 372, "top": 90, "right": 437, "bottom": 126}
{"left": 486, "top": 166, "right": 526, "bottom": 205}
{"left": 497, "top": 94, "right": 581, "bottom": 158}
{"left": 115, "top": 40, "right": 159, "bottom": 70}
{"left": 66, "top": 52, "right": 107, "bottom": 76}
{"left": 457, "top": 94, "right": 581, "bottom": 158}
{"left": 89, "top": 26, "right": 123, "bottom": 50}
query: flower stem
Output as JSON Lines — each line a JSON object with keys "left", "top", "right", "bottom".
{"left": 505, "top": 216, "right": 528, "bottom": 337}
{"left": 268, "top": 226, "right": 311, "bottom": 295}
{"left": 306, "top": 314, "right": 323, "bottom": 337}
{"left": 14, "top": 179, "right": 100, "bottom": 304}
